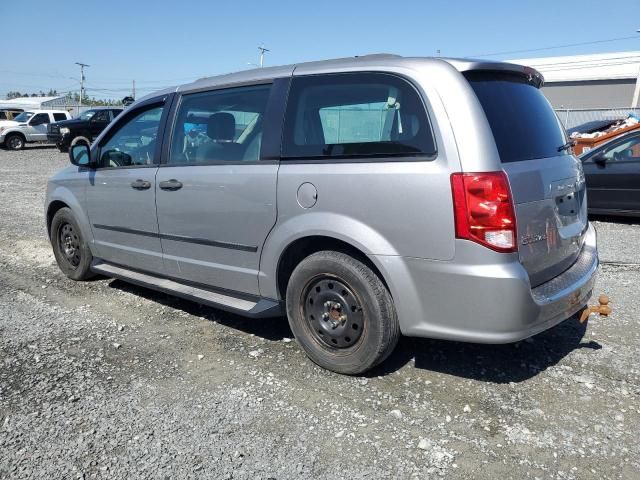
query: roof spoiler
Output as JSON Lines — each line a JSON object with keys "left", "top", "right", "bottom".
{"left": 443, "top": 58, "right": 545, "bottom": 88}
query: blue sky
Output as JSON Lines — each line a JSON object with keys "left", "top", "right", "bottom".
{"left": 1, "top": 0, "right": 639, "bottom": 100}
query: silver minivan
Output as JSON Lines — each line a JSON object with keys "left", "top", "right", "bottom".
{"left": 46, "top": 54, "right": 598, "bottom": 374}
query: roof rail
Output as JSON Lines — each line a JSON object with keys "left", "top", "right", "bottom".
{"left": 353, "top": 53, "right": 402, "bottom": 59}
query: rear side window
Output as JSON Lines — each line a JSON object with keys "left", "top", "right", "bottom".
{"left": 169, "top": 84, "right": 271, "bottom": 164}
{"left": 53, "top": 113, "right": 67, "bottom": 121}
{"left": 282, "top": 73, "right": 436, "bottom": 160}
{"left": 465, "top": 71, "right": 567, "bottom": 163}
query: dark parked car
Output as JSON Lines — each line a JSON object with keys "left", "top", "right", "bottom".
{"left": 581, "top": 130, "right": 640, "bottom": 216}
{"left": 47, "top": 108, "right": 123, "bottom": 152}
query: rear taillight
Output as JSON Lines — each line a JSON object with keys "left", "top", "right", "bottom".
{"left": 451, "top": 171, "right": 517, "bottom": 253}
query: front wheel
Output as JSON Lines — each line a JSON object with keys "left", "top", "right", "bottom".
{"left": 50, "top": 208, "right": 95, "bottom": 281}
{"left": 4, "top": 133, "right": 25, "bottom": 150}
{"left": 285, "top": 251, "right": 399, "bottom": 375}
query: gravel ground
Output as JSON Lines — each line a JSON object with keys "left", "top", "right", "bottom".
{"left": 0, "top": 146, "right": 639, "bottom": 479}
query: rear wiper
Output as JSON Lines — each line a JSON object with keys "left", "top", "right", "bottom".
{"left": 557, "top": 140, "right": 576, "bottom": 152}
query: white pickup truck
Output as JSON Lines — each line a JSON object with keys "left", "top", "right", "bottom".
{"left": 0, "top": 110, "right": 71, "bottom": 150}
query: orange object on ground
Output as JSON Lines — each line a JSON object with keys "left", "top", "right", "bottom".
{"left": 579, "top": 295, "right": 612, "bottom": 323}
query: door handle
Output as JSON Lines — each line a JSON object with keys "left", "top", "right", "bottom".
{"left": 159, "top": 179, "right": 183, "bottom": 191}
{"left": 130, "top": 179, "right": 151, "bottom": 190}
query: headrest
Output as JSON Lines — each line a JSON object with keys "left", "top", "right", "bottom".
{"left": 207, "top": 112, "right": 235, "bottom": 142}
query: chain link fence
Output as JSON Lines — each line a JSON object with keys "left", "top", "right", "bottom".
{"left": 41, "top": 96, "right": 128, "bottom": 117}
{"left": 555, "top": 107, "right": 640, "bottom": 130}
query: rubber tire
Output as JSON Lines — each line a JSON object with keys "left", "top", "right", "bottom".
{"left": 50, "top": 207, "right": 95, "bottom": 281}
{"left": 285, "top": 251, "right": 400, "bottom": 375}
{"left": 57, "top": 142, "right": 68, "bottom": 153}
{"left": 70, "top": 136, "right": 90, "bottom": 148}
{"left": 5, "top": 133, "right": 25, "bottom": 150}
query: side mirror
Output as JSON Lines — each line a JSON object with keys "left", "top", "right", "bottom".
{"left": 69, "top": 143, "right": 95, "bottom": 168}
{"left": 593, "top": 154, "right": 607, "bottom": 166}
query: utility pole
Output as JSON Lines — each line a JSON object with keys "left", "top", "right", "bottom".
{"left": 633, "top": 29, "right": 640, "bottom": 108}
{"left": 75, "top": 62, "right": 89, "bottom": 108}
{"left": 258, "top": 45, "right": 270, "bottom": 68}
{"left": 132, "top": 80, "right": 136, "bottom": 99}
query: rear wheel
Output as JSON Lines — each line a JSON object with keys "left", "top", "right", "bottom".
{"left": 285, "top": 251, "right": 399, "bottom": 375}
{"left": 50, "top": 208, "right": 95, "bottom": 280}
{"left": 5, "top": 133, "right": 25, "bottom": 150}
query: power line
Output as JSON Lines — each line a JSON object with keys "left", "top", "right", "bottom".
{"left": 537, "top": 60, "right": 640, "bottom": 73}
{"left": 0, "top": 69, "right": 204, "bottom": 86}
{"left": 523, "top": 54, "right": 640, "bottom": 68}
{"left": 471, "top": 35, "right": 640, "bottom": 58}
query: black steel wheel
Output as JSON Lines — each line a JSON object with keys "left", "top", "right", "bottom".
{"left": 302, "top": 276, "right": 365, "bottom": 349}
{"left": 286, "top": 250, "right": 399, "bottom": 375}
{"left": 50, "top": 207, "right": 95, "bottom": 281}
{"left": 58, "top": 222, "right": 82, "bottom": 268}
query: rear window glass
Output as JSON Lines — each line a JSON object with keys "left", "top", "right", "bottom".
{"left": 282, "top": 73, "right": 436, "bottom": 160}
{"left": 465, "top": 72, "right": 567, "bottom": 163}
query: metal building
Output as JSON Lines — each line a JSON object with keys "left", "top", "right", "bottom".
{"left": 512, "top": 51, "right": 640, "bottom": 128}
{"left": 512, "top": 51, "right": 640, "bottom": 109}
{"left": 0, "top": 95, "right": 70, "bottom": 111}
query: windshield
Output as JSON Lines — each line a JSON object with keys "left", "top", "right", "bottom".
{"left": 13, "top": 111, "right": 34, "bottom": 122}
{"left": 77, "top": 110, "right": 97, "bottom": 121}
{"left": 465, "top": 71, "right": 568, "bottom": 163}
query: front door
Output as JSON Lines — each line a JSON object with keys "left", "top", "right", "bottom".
{"left": 583, "top": 134, "right": 640, "bottom": 213}
{"left": 155, "top": 84, "right": 279, "bottom": 295}
{"left": 86, "top": 100, "right": 170, "bottom": 273}
{"left": 27, "top": 112, "right": 51, "bottom": 141}
{"left": 88, "top": 109, "right": 111, "bottom": 142}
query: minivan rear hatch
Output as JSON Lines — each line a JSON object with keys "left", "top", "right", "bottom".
{"left": 465, "top": 70, "right": 588, "bottom": 287}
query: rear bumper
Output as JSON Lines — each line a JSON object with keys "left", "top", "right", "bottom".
{"left": 373, "top": 223, "right": 598, "bottom": 343}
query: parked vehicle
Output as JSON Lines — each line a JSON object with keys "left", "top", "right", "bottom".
{"left": 47, "top": 107, "right": 123, "bottom": 152}
{"left": 580, "top": 130, "right": 640, "bottom": 216}
{"left": 0, "top": 110, "right": 71, "bottom": 150}
{"left": 0, "top": 108, "right": 24, "bottom": 121}
{"left": 45, "top": 54, "right": 598, "bottom": 374}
